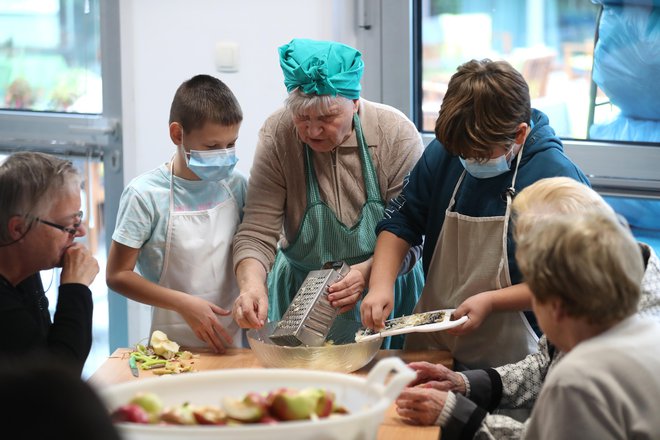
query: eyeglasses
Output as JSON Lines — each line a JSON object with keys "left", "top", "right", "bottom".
{"left": 36, "top": 211, "right": 84, "bottom": 236}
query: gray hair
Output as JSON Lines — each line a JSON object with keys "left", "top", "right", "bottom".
{"left": 512, "top": 177, "right": 616, "bottom": 240}
{"left": 284, "top": 88, "right": 354, "bottom": 117}
{"left": 516, "top": 210, "right": 644, "bottom": 326}
{"left": 0, "top": 152, "right": 80, "bottom": 244}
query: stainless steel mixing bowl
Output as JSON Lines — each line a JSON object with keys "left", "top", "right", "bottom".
{"left": 247, "top": 320, "right": 382, "bottom": 373}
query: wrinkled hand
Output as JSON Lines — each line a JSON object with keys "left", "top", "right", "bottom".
{"left": 446, "top": 292, "right": 494, "bottom": 336}
{"left": 360, "top": 286, "right": 395, "bottom": 331}
{"left": 327, "top": 267, "right": 366, "bottom": 314}
{"left": 396, "top": 387, "right": 448, "bottom": 426}
{"left": 180, "top": 295, "right": 233, "bottom": 353}
{"left": 232, "top": 286, "right": 268, "bottom": 329}
{"left": 406, "top": 361, "right": 466, "bottom": 394}
{"left": 59, "top": 243, "right": 99, "bottom": 286}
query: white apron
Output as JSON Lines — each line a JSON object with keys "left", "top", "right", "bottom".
{"left": 151, "top": 164, "right": 244, "bottom": 348}
{"left": 405, "top": 150, "right": 538, "bottom": 370}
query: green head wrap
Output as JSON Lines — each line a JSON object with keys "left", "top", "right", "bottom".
{"left": 278, "top": 38, "right": 364, "bottom": 99}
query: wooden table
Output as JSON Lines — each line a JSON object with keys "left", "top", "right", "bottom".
{"left": 90, "top": 348, "right": 451, "bottom": 440}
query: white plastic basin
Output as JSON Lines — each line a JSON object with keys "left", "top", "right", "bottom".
{"left": 101, "top": 357, "right": 415, "bottom": 440}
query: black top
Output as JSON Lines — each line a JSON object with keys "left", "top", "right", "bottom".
{"left": 0, "top": 272, "right": 93, "bottom": 375}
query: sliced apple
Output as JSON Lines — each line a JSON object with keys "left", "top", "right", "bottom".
{"left": 223, "top": 397, "right": 265, "bottom": 423}
{"left": 129, "top": 392, "right": 163, "bottom": 423}
{"left": 160, "top": 403, "right": 196, "bottom": 425}
{"left": 270, "top": 388, "right": 321, "bottom": 421}
{"left": 192, "top": 405, "right": 227, "bottom": 425}
{"left": 150, "top": 330, "right": 180, "bottom": 359}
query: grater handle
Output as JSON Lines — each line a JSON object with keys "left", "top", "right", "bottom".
{"left": 322, "top": 260, "right": 350, "bottom": 278}
{"left": 365, "top": 357, "right": 416, "bottom": 400}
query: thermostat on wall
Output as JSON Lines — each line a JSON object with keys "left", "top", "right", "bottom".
{"left": 215, "top": 41, "right": 239, "bottom": 73}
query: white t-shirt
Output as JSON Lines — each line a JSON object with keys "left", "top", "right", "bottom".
{"left": 112, "top": 163, "right": 247, "bottom": 283}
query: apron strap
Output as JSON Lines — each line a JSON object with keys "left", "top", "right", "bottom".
{"left": 496, "top": 142, "right": 526, "bottom": 288}
{"left": 302, "top": 112, "right": 383, "bottom": 206}
{"left": 353, "top": 113, "right": 382, "bottom": 202}
{"left": 161, "top": 160, "right": 177, "bottom": 280}
{"left": 303, "top": 145, "right": 323, "bottom": 205}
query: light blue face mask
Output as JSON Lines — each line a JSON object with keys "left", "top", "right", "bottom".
{"left": 460, "top": 145, "right": 517, "bottom": 179}
{"left": 182, "top": 145, "right": 238, "bottom": 181}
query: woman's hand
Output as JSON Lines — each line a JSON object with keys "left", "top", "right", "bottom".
{"left": 327, "top": 265, "right": 367, "bottom": 314}
{"left": 407, "top": 361, "right": 466, "bottom": 394}
{"left": 233, "top": 259, "right": 268, "bottom": 329}
{"left": 396, "top": 387, "right": 448, "bottom": 426}
{"left": 60, "top": 243, "right": 100, "bottom": 286}
{"left": 232, "top": 286, "right": 268, "bottom": 329}
{"left": 180, "top": 295, "right": 233, "bottom": 353}
{"left": 446, "top": 291, "right": 495, "bottom": 336}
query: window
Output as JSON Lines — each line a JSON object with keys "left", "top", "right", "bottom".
{"left": 359, "top": 0, "right": 660, "bottom": 254}
{"left": 0, "top": 0, "right": 102, "bottom": 114}
{"left": 420, "top": 0, "right": 599, "bottom": 139}
{"left": 0, "top": 0, "right": 124, "bottom": 378}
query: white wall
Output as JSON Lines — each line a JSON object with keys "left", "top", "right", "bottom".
{"left": 118, "top": 0, "right": 357, "bottom": 343}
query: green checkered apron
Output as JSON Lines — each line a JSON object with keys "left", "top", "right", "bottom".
{"left": 267, "top": 113, "right": 424, "bottom": 348}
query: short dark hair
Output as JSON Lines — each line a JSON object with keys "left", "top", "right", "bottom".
{"left": 169, "top": 74, "right": 243, "bottom": 133}
{"left": 435, "top": 59, "right": 531, "bottom": 161}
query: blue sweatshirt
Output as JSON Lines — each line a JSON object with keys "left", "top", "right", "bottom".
{"left": 378, "top": 109, "right": 590, "bottom": 283}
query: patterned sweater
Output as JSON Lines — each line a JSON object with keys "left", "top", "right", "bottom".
{"left": 442, "top": 243, "right": 660, "bottom": 439}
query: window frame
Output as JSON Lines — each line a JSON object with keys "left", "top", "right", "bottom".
{"left": 0, "top": 0, "right": 128, "bottom": 348}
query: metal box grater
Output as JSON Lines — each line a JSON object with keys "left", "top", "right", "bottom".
{"left": 269, "top": 261, "right": 350, "bottom": 347}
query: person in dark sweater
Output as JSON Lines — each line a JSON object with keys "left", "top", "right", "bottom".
{"left": 0, "top": 152, "right": 99, "bottom": 375}
{"left": 361, "top": 59, "right": 589, "bottom": 370}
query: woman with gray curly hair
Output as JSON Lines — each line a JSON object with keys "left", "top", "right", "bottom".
{"left": 232, "top": 38, "right": 425, "bottom": 348}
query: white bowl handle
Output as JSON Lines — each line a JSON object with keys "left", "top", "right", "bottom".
{"left": 365, "top": 357, "right": 417, "bottom": 400}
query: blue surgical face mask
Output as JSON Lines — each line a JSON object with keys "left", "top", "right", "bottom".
{"left": 181, "top": 144, "right": 238, "bottom": 181}
{"left": 460, "top": 144, "right": 517, "bottom": 179}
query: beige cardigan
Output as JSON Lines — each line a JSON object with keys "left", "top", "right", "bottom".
{"left": 233, "top": 98, "right": 424, "bottom": 272}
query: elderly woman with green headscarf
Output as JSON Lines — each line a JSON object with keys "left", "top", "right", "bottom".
{"left": 232, "top": 38, "right": 424, "bottom": 348}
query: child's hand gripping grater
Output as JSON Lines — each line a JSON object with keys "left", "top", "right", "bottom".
{"left": 268, "top": 261, "right": 351, "bottom": 347}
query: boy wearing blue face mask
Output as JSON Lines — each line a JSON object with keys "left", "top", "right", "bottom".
{"left": 107, "top": 74, "right": 246, "bottom": 353}
{"left": 362, "top": 59, "right": 590, "bottom": 372}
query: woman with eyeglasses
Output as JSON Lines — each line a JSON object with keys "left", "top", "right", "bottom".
{"left": 0, "top": 151, "right": 99, "bottom": 375}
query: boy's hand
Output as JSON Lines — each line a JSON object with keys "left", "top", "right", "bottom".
{"left": 59, "top": 243, "right": 100, "bottom": 286}
{"left": 232, "top": 288, "right": 268, "bottom": 329}
{"left": 360, "top": 287, "right": 395, "bottom": 331}
{"left": 446, "top": 291, "right": 494, "bottom": 336}
{"left": 181, "top": 296, "right": 233, "bottom": 353}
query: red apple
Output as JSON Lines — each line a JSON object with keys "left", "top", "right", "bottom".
{"left": 110, "top": 403, "right": 150, "bottom": 424}
{"left": 315, "top": 390, "right": 336, "bottom": 418}
{"left": 259, "top": 414, "right": 279, "bottom": 425}
{"left": 265, "top": 387, "right": 291, "bottom": 407}
{"left": 270, "top": 388, "right": 324, "bottom": 421}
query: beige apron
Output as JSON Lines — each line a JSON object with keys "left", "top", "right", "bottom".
{"left": 405, "top": 149, "right": 538, "bottom": 370}
{"left": 151, "top": 163, "right": 244, "bottom": 348}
